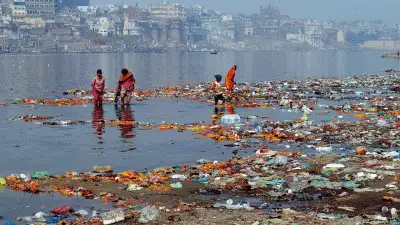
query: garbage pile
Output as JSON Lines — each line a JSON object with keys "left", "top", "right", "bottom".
{"left": 2, "top": 148, "right": 400, "bottom": 224}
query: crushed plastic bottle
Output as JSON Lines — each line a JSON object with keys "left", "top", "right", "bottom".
{"left": 138, "top": 206, "right": 159, "bottom": 224}
{"left": 268, "top": 155, "right": 288, "bottom": 166}
{"left": 221, "top": 114, "right": 241, "bottom": 125}
{"left": 170, "top": 182, "right": 183, "bottom": 189}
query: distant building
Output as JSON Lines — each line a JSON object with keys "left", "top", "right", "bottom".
{"left": 362, "top": 40, "right": 400, "bottom": 50}
{"left": 149, "top": 2, "right": 186, "bottom": 44}
{"left": 11, "top": 0, "right": 26, "bottom": 18}
{"left": 149, "top": 3, "right": 186, "bottom": 21}
{"left": 304, "top": 19, "right": 323, "bottom": 47}
{"left": 77, "top": 5, "right": 97, "bottom": 14}
{"left": 337, "top": 30, "right": 345, "bottom": 43}
{"left": 252, "top": 5, "right": 281, "bottom": 39}
{"left": 123, "top": 7, "right": 146, "bottom": 36}
{"left": 286, "top": 30, "right": 305, "bottom": 43}
{"left": 25, "top": 0, "right": 55, "bottom": 22}
{"left": 55, "top": 0, "right": 89, "bottom": 12}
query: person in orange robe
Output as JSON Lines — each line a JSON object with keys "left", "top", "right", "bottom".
{"left": 225, "top": 65, "right": 237, "bottom": 94}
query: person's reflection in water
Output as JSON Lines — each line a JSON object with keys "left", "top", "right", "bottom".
{"left": 225, "top": 103, "right": 236, "bottom": 115}
{"left": 92, "top": 104, "right": 105, "bottom": 138}
{"left": 115, "top": 104, "right": 136, "bottom": 139}
{"left": 212, "top": 106, "right": 225, "bottom": 126}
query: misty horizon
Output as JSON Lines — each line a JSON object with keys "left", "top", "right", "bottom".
{"left": 91, "top": 0, "right": 400, "bottom": 24}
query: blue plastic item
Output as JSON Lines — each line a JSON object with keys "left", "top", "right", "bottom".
{"left": 4, "top": 222, "right": 17, "bottom": 225}
{"left": 192, "top": 177, "right": 209, "bottom": 183}
{"left": 45, "top": 216, "right": 67, "bottom": 224}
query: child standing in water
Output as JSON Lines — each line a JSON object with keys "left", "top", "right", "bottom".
{"left": 91, "top": 69, "right": 105, "bottom": 106}
{"left": 211, "top": 74, "right": 225, "bottom": 105}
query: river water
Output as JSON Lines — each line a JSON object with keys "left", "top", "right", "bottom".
{"left": 0, "top": 50, "right": 397, "bottom": 101}
{"left": 0, "top": 50, "right": 397, "bottom": 221}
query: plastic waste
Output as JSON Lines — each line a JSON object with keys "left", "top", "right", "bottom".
{"left": 4, "top": 222, "right": 17, "bottom": 225}
{"left": 302, "top": 105, "right": 312, "bottom": 115}
{"left": 191, "top": 177, "right": 209, "bottom": 183}
{"left": 33, "top": 212, "right": 47, "bottom": 219}
{"left": 51, "top": 205, "right": 74, "bottom": 215}
{"left": 268, "top": 156, "right": 288, "bottom": 166}
{"left": 323, "top": 164, "right": 345, "bottom": 169}
{"left": 45, "top": 216, "right": 67, "bottom": 224}
{"left": 196, "top": 159, "right": 210, "bottom": 164}
{"left": 213, "top": 199, "right": 255, "bottom": 211}
{"left": 16, "top": 216, "right": 33, "bottom": 222}
{"left": 315, "top": 146, "right": 332, "bottom": 152}
{"left": 171, "top": 174, "right": 186, "bottom": 180}
{"left": 138, "top": 206, "right": 159, "bottom": 224}
{"left": 317, "top": 213, "right": 344, "bottom": 219}
{"left": 221, "top": 114, "right": 241, "bottom": 125}
{"left": 376, "top": 119, "right": 388, "bottom": 127}
{"left": 392, "top": 208, "right": 399, "bottom": 220}
{"left": 0, "top": 177, "right": 6, "bottom": 185}
{"left": 356, "top": 146, "right": 367, "bottom": 155}
{"left": 31, "top": 171, "right": 50, "bottom": 179}
{"left": 264, "top": 179, "right": 286, "bottom": 185}
{"left": 170, "top": 182, "right": 183, "bottom": 189}
{"left": 93, "top": 165, "right": 113, "bottom": 173}
{"left": 374, "top": 215, "right": 388, "bottom": 221}
{"left": 127, "top": 184, "right": 143, "bottom": 191}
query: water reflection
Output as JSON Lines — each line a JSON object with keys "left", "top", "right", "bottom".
{"left": 211, "top": 104, "right": 236, "bottom": 126}
{"left": 92, "top": 104, "right": 105, "bottom": 138}
{"left": 212, "top": 106, "right": 225, "bottom": 126}
{"left": 225, "top": 103, "right": 236, "bottom": 115}
{"left": 115, "top": 104, "right": 136, "bottom": 139}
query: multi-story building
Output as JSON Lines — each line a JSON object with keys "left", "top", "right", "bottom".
{"left": 304, "top": 19, "right": 323, "bottom": 47}
{"left": 149, "top": 3, "right": 186, "bottom": 21}
{"left": 148, "top": 2, "right": 186, "bottom": 44}
{"left": 25, "top": 0, "right": 55, "bottom": 22}
{"left": 201, "top": 12, "right": 220, "bottom": 41}
{"left": 55, "top": 0, "right": 89, "bottom": 12}
{"left": 252, "top": 5, "right": 281, "bottom": 39}
{"left": 220, "top": 14, "right": 236, "bottom": 41}
{"left": 11, "top": 0, "right": 26, "bottom": 18}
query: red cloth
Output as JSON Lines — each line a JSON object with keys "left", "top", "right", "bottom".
{"left": 51, "top": 205, "right": 74, "bottom": 215}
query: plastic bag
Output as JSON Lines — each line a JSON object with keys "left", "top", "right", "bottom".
{"left": 138, "top": 206, "right": 159, "bottom": 224}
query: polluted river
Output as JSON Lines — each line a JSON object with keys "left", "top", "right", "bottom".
{"left": 0, "top": 52, "right": 399, "bottom": 224}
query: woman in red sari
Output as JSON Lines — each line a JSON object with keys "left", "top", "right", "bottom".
{"left": 117, "top": 68, "right": 135, "bottom": 106}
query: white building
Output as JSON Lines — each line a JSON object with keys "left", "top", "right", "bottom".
{"left": 11, "top": 0, "right": 26, "bottom": 18}
{"left": 89, "top": 17, "right": 115, "bottom": 36}
{"left": 337, "top": 30, "right": 345, "bottom": 43}
{"left": 77, "top": 6, "right": 98, "bottom": 14}
{"left": 286, "top": 33, "right": 305, "bottom": 43}
{"left": 221, "top": 14, "right": 232, "bottom": 22}
{"left": 123, "top": 14, "right": 141, "bottom": 36}
{"left": 149, "top": 2, "right": 186, "bottom": 20}
{"left": 304, "top": 19, "right": 323, "bottom": 48}
{"left": 1, "top": 15, "right": 12, "bottom": 24}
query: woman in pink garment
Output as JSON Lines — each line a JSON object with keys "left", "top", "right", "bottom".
{"left": 117, "top": 68, "right": 135, "bottom": 106}
{"left": 91, "top": 69, "right": 105, "bottom": 106}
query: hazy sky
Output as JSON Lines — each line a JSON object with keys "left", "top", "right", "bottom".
{"left": 92, "top": 0, "right": 400, "bottom": 24}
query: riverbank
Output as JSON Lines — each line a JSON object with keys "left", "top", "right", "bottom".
{"left": 3, "top": 151, "right": 400, "bottom": 224}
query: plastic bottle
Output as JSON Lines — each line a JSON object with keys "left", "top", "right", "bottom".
{"left": 221, "top": 115, "right": 241, "bottom": 125}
